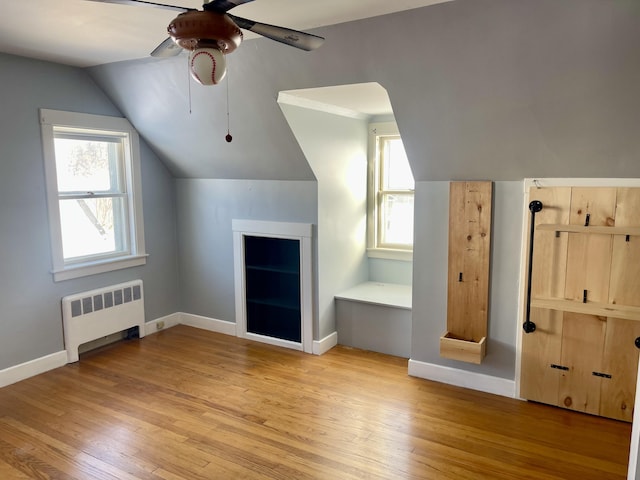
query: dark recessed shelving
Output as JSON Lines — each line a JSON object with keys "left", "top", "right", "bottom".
{"left": 244, "top": 235, "right": 301, "bottom": 343}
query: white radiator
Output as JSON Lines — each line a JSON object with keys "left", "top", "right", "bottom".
{"left": 61, "top": 280, "right": 145, "bottom": 363}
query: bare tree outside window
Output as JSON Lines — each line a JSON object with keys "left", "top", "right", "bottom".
{"left": 54, "top": 135, "right": 127, "bottom": 261}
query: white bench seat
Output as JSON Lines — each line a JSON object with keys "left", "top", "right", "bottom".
{"left": 335, "top": 282, "right": 412, "bottom": 358}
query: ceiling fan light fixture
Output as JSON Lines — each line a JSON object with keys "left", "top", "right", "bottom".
{"left": 168, "top": 10, "right": 242, "bottom": 54}
{"left": 189, "top": 47, "right": 227, "bottom": 85}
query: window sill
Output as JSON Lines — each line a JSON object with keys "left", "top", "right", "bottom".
{"left": 52, "top": 254, "right": 148, "bottom": 282}
{"left": 367, "top": 248, "right": 413, "bottom": 262}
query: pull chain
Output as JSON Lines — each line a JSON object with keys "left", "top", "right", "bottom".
{"left": 187, "top": 53, "right": 192, "bottom": 115}
{"left": 225, "top": 55, "right": 232, "bottom": 142}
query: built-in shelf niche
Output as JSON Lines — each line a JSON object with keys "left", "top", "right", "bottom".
{"left": 232, "top": 219, "right": 313, "bottom": 353}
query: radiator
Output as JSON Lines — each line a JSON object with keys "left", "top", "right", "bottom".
{"left": 61, "top": 280, "right": 146, "bottom": 363}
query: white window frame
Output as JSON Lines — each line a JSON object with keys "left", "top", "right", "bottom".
{"left": 366, "top": 121, "right": 414, "bottom": 261}
{"left": 40, "top": 109, "right": 147, "bottom": 282}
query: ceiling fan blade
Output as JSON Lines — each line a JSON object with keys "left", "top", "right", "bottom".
{"left": 204, "top": 0, "right": 254, "bottom": 13}
{"left": 150, "top": 37, "right": 182, "bottom": 57}
{"left": 228, "top": 15, "right": 325, "bottom": 51}
{"left": 83, "top": 0, "right": 188, "bottom": 12}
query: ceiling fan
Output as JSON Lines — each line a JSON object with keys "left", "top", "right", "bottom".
{"left": 85, "top": 0, "right": 325, "bottom": 85}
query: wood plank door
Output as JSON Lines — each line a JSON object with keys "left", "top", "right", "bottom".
{"left": 521, "top": 185, "right": 640, "bottom": 422}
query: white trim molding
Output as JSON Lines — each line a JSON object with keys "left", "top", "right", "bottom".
{"left": 277, "top": 91, "right": 370, "bottom": 121}
{"left": 145, "top": 312, "right": 236, "bottom": 337}
{"left": 232, "top": 219, "right": 314, "bottom": 354}
{"left": 144, "top": 312, "right": 183, "bottom": 336}
{"left": 180, "top": 313, "right": 237, "bottom": 336}
{"left": 40, "top": 109, "right": 146, "bottom": 282}
{"left": 0, "top": 351, "right": 67, "bottom": 388}
{"left": 408, "top": 359, "right": 517, "bottom": 399}
{"left": 313, "top": 331, "right": 338, "bottom": 355}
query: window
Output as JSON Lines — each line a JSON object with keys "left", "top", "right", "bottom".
{"left": 40, "top": 109, "right": 146, "bottom": 281}
{"left": 367, "top": 122, "right": 414, "bottom": 259}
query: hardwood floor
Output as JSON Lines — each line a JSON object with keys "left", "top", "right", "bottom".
{"left": 0, "top": 325, "right": 632, "bottom": 479}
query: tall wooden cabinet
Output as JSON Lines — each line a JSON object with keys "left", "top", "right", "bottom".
{"left": 521, "top": 186, "right": 640, "bottom": 422}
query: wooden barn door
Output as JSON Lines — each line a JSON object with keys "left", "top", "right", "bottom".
{"left": 520, "top": 186, "right": 640, "bottom": 422}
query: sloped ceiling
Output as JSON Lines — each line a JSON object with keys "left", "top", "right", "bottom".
{"left": 89, "top": 0, "right": 640, "bottom": 181}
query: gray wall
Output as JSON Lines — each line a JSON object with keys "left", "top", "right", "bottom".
{"left": 369, "top": 258, "right": 412, "bottom": 285}
{"left": 279, "top": 103, "right": 369, "bottom": 339}
{"left": 89, "top": 0, "right": 640, "bottom": 182}
{"left": 412, "top": 181, "right": 523, "bottom": 379}
{"left": 0, "top": 53, "right": 180, "bottom": 370}
{"left": 175, "top": 179, "right": 317, "bottom": 324}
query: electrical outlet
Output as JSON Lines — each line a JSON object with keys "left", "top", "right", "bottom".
{"left": 156, "top": 320, "right": 165, "bottom": 331}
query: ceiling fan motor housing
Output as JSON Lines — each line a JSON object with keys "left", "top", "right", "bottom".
{"left": 168, "top": 11, "right": 242, "bottom": 54}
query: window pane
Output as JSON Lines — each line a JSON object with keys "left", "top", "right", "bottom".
{"left": 382, "top": 138, "right": 414, "bottom": 190}
{"left": 380, "top": 193, "right": 414, "bottom": 246}
{"left": 59, "top": 197, "right": 128, "bottom": 261}
{"left": 54, "top": 138, "right": 122, "bottom": 193}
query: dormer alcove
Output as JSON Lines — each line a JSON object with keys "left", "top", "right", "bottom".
{"left": 278, "top": 82, "right": 413, "bottom": 356}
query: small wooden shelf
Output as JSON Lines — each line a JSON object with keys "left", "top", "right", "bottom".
{"left": 439, "top": 332, "right": 486, "bottom": 364}
{"left": 536, "top": 224, "right": 640, "bottom": 236}
{"left": 531, "top": 297, "right": 640, "bottom": 322}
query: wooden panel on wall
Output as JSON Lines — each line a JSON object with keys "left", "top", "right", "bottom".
{"left": 441, "top": 181, "right": 492, "bottom": 364}
{"left": 446, "top": 181, "right": 492, "bottom": 343}
{"left": 557, "top": 312, "right": 606, "bottom": 416}
{"left": 519, "top": 308, "right": 563, "bottom": 405}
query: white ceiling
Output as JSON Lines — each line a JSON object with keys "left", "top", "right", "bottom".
{"left": 280, "top": 82, "right": 394, "bottom": 117}
{"left": 0, "top": 0, "right": 451, "bottom": 68}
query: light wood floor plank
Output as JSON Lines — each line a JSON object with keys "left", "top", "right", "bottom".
{"left": 0, "top": 325, "right": 632, "bottom": 479}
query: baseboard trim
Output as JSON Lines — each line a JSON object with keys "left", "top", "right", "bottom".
{"left": 0, "top": 351, "right": 67, "bottom": 388}
{"left": 180, "top": 313, "right": 237, "bottom": 336}
{"left": 313, "top": 331, "right": 337, "bottom": 355}
{"left": 2, "top": 313, "right": 328, "bottom": 388}
{"left": 408, "top": 359, "right": 516, "bottom": 398}
{"left": 144, "top": 312, "right": 182, "bottom": 336}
